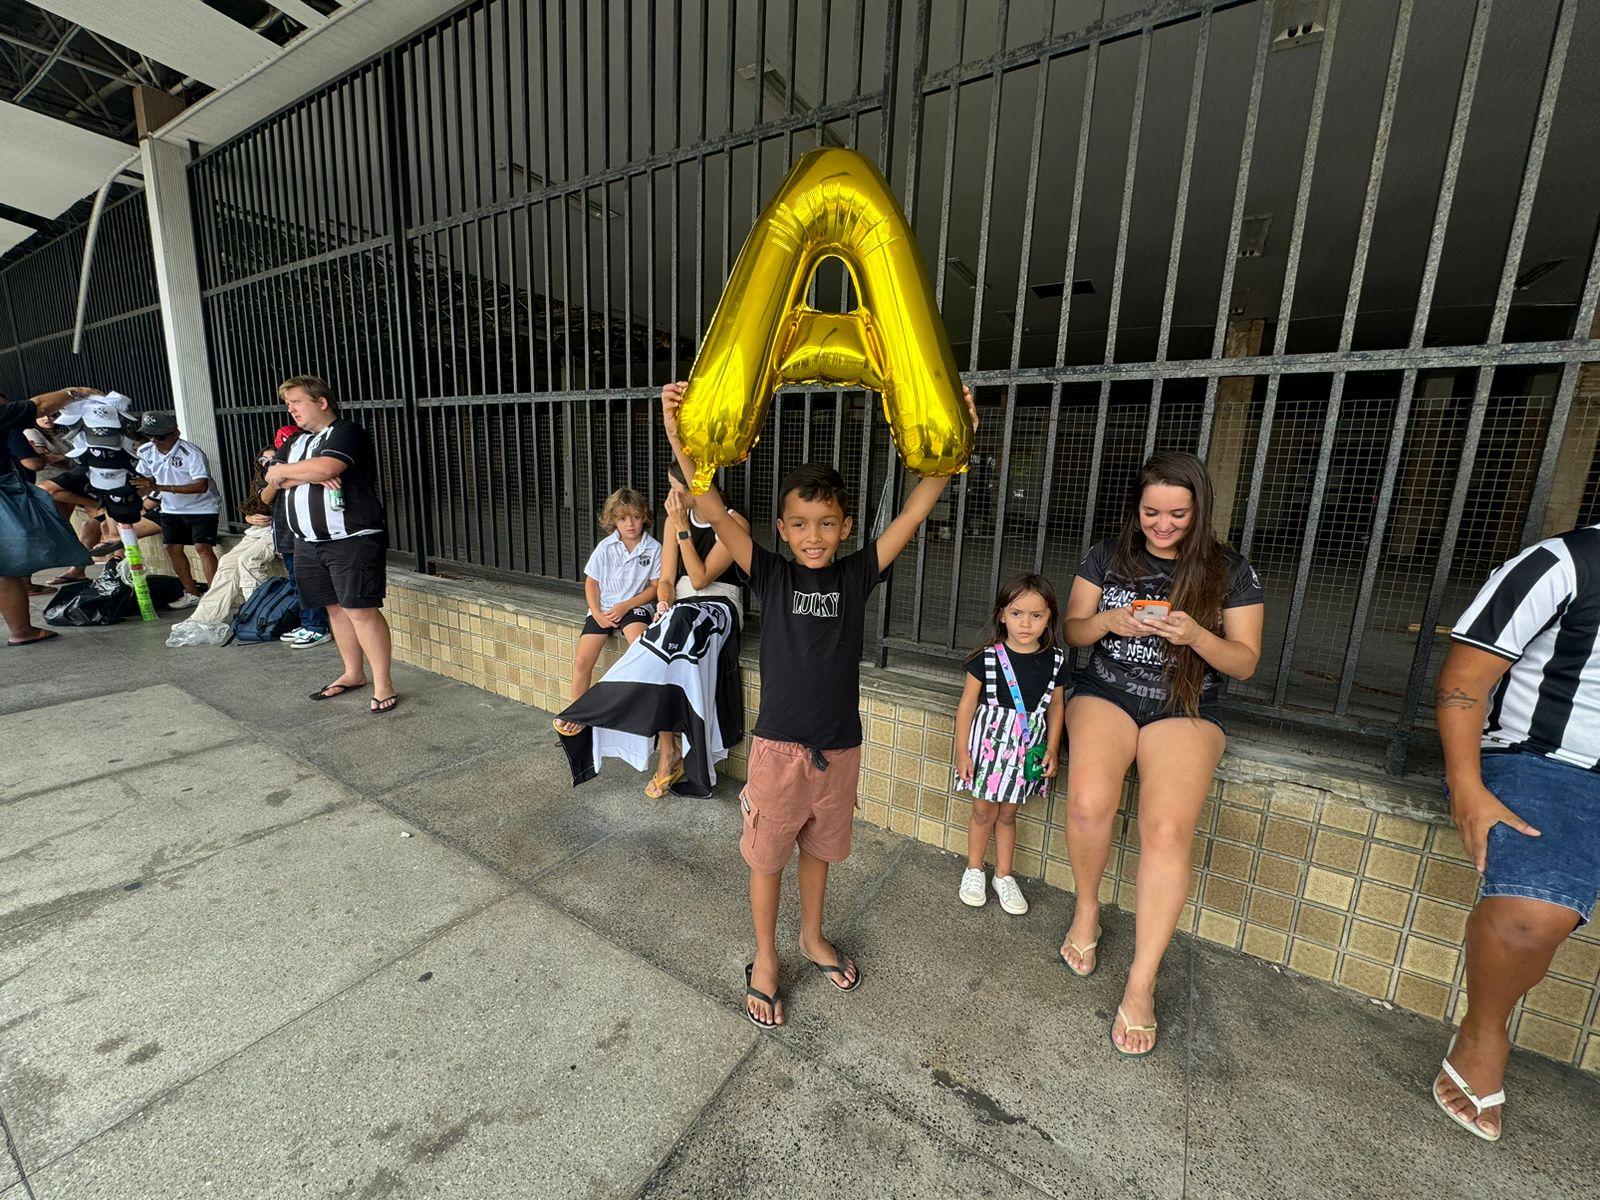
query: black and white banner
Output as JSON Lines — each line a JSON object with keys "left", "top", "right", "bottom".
{"left": 556, "top": 597, "right": 744, "bottom": 796}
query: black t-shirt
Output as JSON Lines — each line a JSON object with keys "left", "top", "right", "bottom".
{"left": 6, "top": 428, "right": 36, "bottom": 483}
{"left": 676, "top": 515, "right": 745, "bottom": 587}
{"left": 746, "top": 538, "right": 884, "bottom": 749}
{"left": 0, "top": 400, "right": 35, "bottom": 479}
{"left": 274, "top": 418, "right": 386, "bottom": 542}
{"left": 1076, "top": 537, "right": 1263, "bottom": 701}
{"left": 965, "top": 643, "right": 1062, "bottom": 712}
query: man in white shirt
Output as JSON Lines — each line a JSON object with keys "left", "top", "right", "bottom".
{"left": 133, "top": 411, "right": 221, "bottom": 607}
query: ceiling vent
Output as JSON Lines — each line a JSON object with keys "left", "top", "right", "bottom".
{"left": 1237, "top": 214, "right": 1273, "bottom": 259}
{"left": 1271, "top": 0, "right": 1329, "bottom": 50}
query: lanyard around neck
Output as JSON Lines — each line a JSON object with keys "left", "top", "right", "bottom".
{"left": 993, "top": 643, "right": 1032, "bottom": 739}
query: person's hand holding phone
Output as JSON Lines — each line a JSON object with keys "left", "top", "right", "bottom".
{"left": 1102, "top": 606, "right": 1149, "bottom": 639}
{"left": 1145, "top": 610, "right": 1203, "bottom": 646}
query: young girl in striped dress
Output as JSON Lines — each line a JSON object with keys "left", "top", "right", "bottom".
{"left": 954, "top": 574, "right": 1067, "bottom": 915}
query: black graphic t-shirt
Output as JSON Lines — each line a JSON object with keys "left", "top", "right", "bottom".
{"left": 1076, "top": 537, "right": 1263, "bottom": 702}
{"left": 965, "top": 643, "right": 1061, "bottom": 712}
{"left": 746, "top": 538, "right": 883, "bottom": 749}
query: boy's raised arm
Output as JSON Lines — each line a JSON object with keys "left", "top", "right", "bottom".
{"left": 874, "top": 385, "right": 979, "bottom": 574}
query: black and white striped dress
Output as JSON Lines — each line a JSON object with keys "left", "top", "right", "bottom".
{"left": 955, "top": 644, "right": 1065, "bottom": 805}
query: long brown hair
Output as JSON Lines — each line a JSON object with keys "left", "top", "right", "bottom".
{"left": 967, "top": 573, "right": 1061, "bottom": 662}
{"left": 1110, "top": 452, "right": 1228, "bottom": 717}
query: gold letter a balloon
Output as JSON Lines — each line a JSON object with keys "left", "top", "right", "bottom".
{"left": 678, "top": 147, "right": 972, "bottom": 492}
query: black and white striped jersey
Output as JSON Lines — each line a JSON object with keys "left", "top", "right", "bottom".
{"left": 1450, "top": 524, "right": 1600, "bottom": 770}
{"left": 275, "top": 418, "right": 385, "bottom": 542}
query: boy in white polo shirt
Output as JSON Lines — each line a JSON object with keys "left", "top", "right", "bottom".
{"left": 133, "top": 411, "right": 221, "bottom": 607}
{"left": 552, "top": 488, "right": 661, "bottom": 736}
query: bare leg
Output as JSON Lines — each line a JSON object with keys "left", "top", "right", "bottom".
{"left": 994, "top": 803, "right": 1019, "bottom": 878}
{"left": 747, "top": 867, "right": 784, "bottom": 1025}
{"left": 570, "top": 633, "right": 607, "bottom": 704}
{"left": 195, "top": 544, "right": 219, "bottom": 584}
{"left": 1113, "top": 716, "right": 1225, "bottom": 1054}
{"left": 321, "top": 604, "right": 369, "bottom": 690}
{"left": 966, "top": 798, "right": 998, "bottom": 870}
{"left": 1060, "top": 696, "right": 1140, "bottom": 972}
{"left": 165, "top": 545, "right": 198, "bottom": 595}
{"left": 1435, "top": 896, "right": 1578, "bottom": 1137}
{"left": 1, "top": 577, "right": 48, "bottom": 642}
{"left": 796, "top": 847, "right": 856, "bottom": 987}
{"left": 342, "top": 607, "right": 394, "bottom": 702}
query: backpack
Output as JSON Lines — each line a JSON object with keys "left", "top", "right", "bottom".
{"left": 44, "top": 572, "right": 184, "bottom": 626}
{"left": 229, "top": 576, "right": 301, "bottom": 643}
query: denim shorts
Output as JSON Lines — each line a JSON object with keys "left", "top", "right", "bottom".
{"left": 1070, "top": 673, "right": 1225, "bottom": 734}
{"left": 1476, "top": 751, "right": 1600, "bottom": 925}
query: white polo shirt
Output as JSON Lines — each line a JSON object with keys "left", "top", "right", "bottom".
{"left": 584, "top": 530, "right": 662, "bottom": 609}
{"left": 135, "top": 438, "right": 221, "bottom": 515}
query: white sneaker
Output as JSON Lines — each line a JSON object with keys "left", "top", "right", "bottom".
{"left": 290, "top": 629, "right": 332, "bottom": 648}
{"left": 959, "top": 867, "right": 987, "bottom": 908}
{"left": 993, "top": 874, "right": 1029, "bottom": 915}
{"left": 168, "top": 593, "right": 199, "bottom": 610}
{"left": 279, "top": 626, "right": 307, "bottom": 643}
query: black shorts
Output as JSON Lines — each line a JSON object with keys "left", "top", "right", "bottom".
{"left": 159, "top": 512, "right": 220, "bottom": 545}
{"left": 292, "top": 534, "right": 387, "bottom": 610}
{"left": 1070, "top": 673, "right": 1225, "bottom": 733}
{"left": 49, "top": 466, "right": 90, "bottom": 494}
{"left": 581, "top": 604, "right": 655, "bottom": 637}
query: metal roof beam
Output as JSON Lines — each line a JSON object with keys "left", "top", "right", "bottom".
{"left": 30, "top": 0, "right": 275, "bottom": 89}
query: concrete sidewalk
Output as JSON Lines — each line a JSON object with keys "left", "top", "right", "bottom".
{"left": 2, "top": 609, "right": 1596, "bottom": 1199}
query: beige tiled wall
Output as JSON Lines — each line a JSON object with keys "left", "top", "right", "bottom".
{"left": 386, "top": 573, "right": 1600, "bottom": 1074}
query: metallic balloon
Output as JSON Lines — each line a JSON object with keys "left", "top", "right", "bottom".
{"left": 678, "top": 147, "right": 971, "bottom": 493}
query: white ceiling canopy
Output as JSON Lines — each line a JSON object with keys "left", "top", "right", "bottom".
{"left": 0, "top": 100, "right": 136, "bottom": 220}
{"left": 0, "top": 0, "right": 469, "bottom": 231}
{"left": 29, "top": 0, "right": 277, "bottom": 90}
{"left": 0, "top": 218, "right": 39, "bottom": 255}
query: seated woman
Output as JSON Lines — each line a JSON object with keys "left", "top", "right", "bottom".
{"left": 555, "top": 461, "right": 750, "bottom": 798}
{"left": 1057, "top": 451, "right": 1264, "bottom": 1058}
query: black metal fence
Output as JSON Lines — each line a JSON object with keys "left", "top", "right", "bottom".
{"left": 175, "top": 0, "right": 1600, "bottom": 773}
{"left": 0, "top": 189, "right": 171, "bottom": 411}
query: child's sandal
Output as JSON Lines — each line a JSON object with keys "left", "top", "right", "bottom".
{"left": 743, "top": 963, "right": 783, "bottom": 1027}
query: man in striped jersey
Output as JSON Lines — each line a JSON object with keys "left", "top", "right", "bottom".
{"left": 1432, "top": 522, "right": 1600, "bottom": 1141}
{"left": 265, "top": 376, "right": 397, "bottom": 714}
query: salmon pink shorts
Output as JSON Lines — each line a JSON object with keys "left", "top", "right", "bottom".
{"left": 739, "top": 737, "right": 862, "bottom": 875}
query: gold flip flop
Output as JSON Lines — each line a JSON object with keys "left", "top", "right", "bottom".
{"left": 1110, "top": 1005, "right": 1158, "bottom": 1058}
{"left": 1058, "top": 926, "right": 1101, "bottom": 977}
{"left": 645, "top": 763, "right": 685, "bottom": 798}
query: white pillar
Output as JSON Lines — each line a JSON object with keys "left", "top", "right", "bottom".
{"left": 140, "top": 136, "right": 223, "bottom": 477}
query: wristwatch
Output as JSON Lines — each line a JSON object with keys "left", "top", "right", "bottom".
{"left": 676, "top": 529, "right": 690, "bottom": 540}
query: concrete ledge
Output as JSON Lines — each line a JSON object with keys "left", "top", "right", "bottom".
{"left": 385, "top": 567, "right": 1600, "bottom": 1074}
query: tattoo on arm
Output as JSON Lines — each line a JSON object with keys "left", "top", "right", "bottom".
{"left": 1435, "top": 686, "right": 1481, "bottom": 711}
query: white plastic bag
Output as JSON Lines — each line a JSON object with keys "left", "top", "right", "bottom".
{"left": 165, "top": 618, "right": 234, "bottom": 648}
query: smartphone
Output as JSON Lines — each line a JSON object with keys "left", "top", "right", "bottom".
{"left": 1131, "top": 599, "right": 1170, "bottom": 623}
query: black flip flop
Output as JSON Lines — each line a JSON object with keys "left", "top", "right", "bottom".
{"left": 370, "top": 695, "right": 400, "bottom": 716}
{"left": 807, "top": 951, "right": 862, "bottom": 992}
{"left": 7, "top": 630, "right": 60, "bottom": 648}
{"left": 743, "top": 963, "right": 783, "bottom": 1027}
{"left": 310, "top": 681, "right": 368, "bottom": 701}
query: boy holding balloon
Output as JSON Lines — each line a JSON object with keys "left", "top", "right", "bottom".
{"left": 661, "top": 381, "right": 977, "bottom": 1027}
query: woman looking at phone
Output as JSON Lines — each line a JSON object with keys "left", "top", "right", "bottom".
{"left": 1058, "top": 451, "right": 1265, "bottom": 1056}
